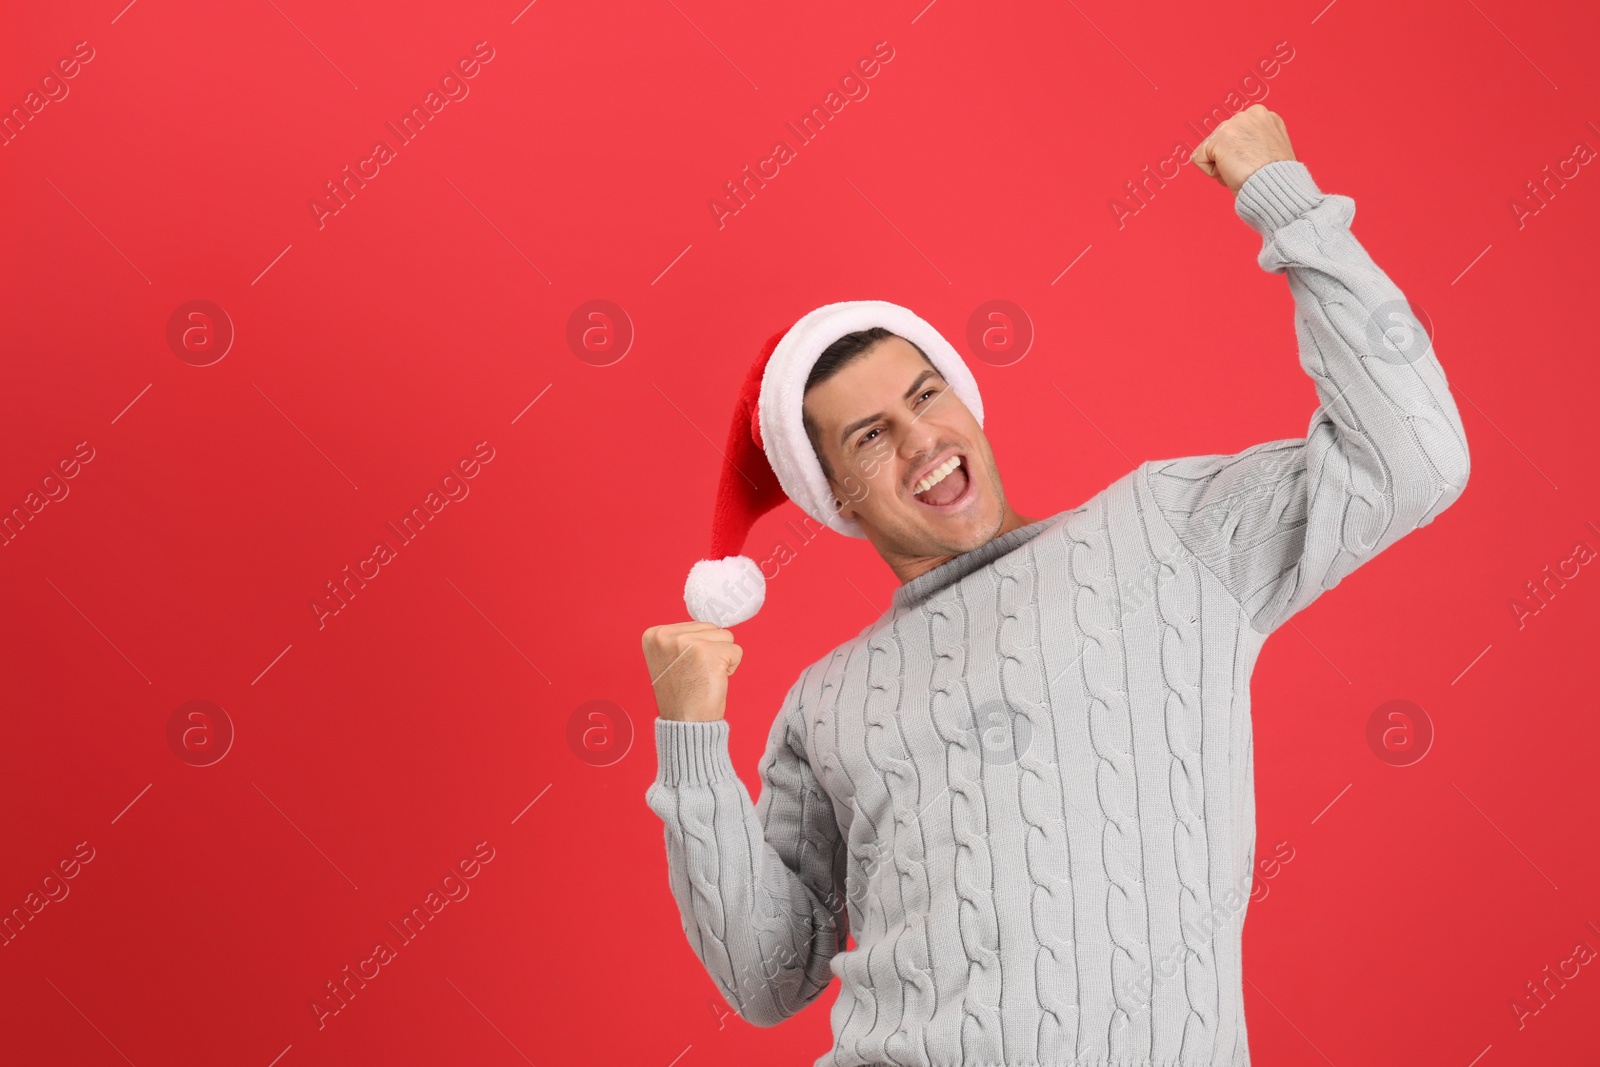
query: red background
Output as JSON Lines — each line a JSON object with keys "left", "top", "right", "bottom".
{"left": 3, "top": 0, "right": 1597, "bottom": 1064}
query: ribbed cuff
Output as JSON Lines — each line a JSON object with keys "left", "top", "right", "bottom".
{"left": 1234, "top": 160, "right": 1324, "bottom": 235}
{"left": 653, "top": 717, "right": 736, "bottom": 786}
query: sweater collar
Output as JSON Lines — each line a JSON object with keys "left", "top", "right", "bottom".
{"left": 889, "top": 513, "right": 1063, "bottom": 615}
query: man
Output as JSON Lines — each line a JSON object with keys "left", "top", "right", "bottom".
{"left": 641, "top": 105, "right": 1470, "bottom": 1066}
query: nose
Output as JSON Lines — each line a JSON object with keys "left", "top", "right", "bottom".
{"left": 898, "top": 413, "right": 941, "bottom": 464}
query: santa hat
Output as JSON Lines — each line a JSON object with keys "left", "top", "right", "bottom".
{"left": 683, "top": 299, "right": 985, "bottom": 627}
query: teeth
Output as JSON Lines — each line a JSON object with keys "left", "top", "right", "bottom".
{"left": 914, "top": 456, "right": 961, "bottom": 496}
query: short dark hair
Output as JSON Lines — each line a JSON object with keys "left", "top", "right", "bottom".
{"left": 801, "top": 327, "right": 935, "bottom": 485}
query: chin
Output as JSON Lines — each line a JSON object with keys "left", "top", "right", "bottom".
{"left": 914, "top": 490, "right": 999, "bottom": 549}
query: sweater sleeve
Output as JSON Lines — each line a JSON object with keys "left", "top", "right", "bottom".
{"left": 643, "top": 681, "right": 849, "bottom": 1027}
{"left": 1141, "top": 159, "right": 1471, "bottom": 636}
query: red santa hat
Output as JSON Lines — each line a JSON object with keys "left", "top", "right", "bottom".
{"left": 683, "top": 299, "right": 985, "bottom": 627}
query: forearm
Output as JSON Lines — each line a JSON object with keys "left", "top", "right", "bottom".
{"left": 1236, "top": 160, "right": 1471, "bottom": 509}
{"left": 644, "top": 716, "right": 844, "bottom": 1026}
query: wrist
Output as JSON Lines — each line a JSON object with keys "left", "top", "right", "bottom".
{"left": 1233, "top": 159, "right": 1323, "bottom": 235}
{"left": 653, "top": 716, "right": 736, "bottom": 786}
{"left": 658, "top": 710, "right": 726, "bottom": 723}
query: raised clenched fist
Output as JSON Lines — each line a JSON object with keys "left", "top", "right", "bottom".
{"left": 641, "top": 621, "right": 744, "bottom": 723}
{"left": 1190, "top": 104, "right": 1297, "bottom": 194}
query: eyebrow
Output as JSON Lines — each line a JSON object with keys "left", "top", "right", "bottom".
{"left": 836, "top": 368, "right": 944, "bottom": 449}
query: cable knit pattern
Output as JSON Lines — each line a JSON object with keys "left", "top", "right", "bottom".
{"left": 996, "top": 537, "right": 1076, "bottom": 1060}
{"left": 937, "top": 587, "right": 1005, "bottom": 1060}
{"left": 1134, "top": 494, "right": 1217, "bottom": 1061}
{"left": 858, "top": 623, "right": 919, "bottom": 1063}
{"left": 644, "top": 160, "right": 1471, "bottom": 1066}
{"left": 1071, "top": 493, "right": 1151, "bottom": 1062}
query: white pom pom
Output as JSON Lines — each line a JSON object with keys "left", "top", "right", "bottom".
{"left": 684, "top": 556, "right": 766, "bottom": 628}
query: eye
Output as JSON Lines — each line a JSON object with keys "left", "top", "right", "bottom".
{"left": 858, "top": 428, "right": 879, "bottom": 446}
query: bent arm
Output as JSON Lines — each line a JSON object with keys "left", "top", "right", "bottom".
{"left": 643, "top": 681, "right": 848, "bottom": 1026}
{"left": 1143, "top": 160, "right": 1471, "bottom": 636}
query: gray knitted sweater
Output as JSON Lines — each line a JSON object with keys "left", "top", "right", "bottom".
{"left": 645, "top": 160, "right": 1470, "bottom": 1067}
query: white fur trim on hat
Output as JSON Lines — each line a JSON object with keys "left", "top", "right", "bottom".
{"left": 684, "top": 555, "right": 766, "bottom": 628}
{"left": 756, "top": 300, "right": 985, "bottom": 539}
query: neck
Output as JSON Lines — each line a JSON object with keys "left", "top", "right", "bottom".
{"left": 888, "top": 503, "right": 1037, "bottom": 584}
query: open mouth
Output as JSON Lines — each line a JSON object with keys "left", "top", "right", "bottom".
{"left": 911, "top": 453, "right": 973, "bottom": 510}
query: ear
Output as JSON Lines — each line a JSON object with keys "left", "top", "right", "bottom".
{"left": 834, "top": 490, "right": 859, "bottom": 522}
{"left": 822, "top": 463, "right": 857, "bottom": 521}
